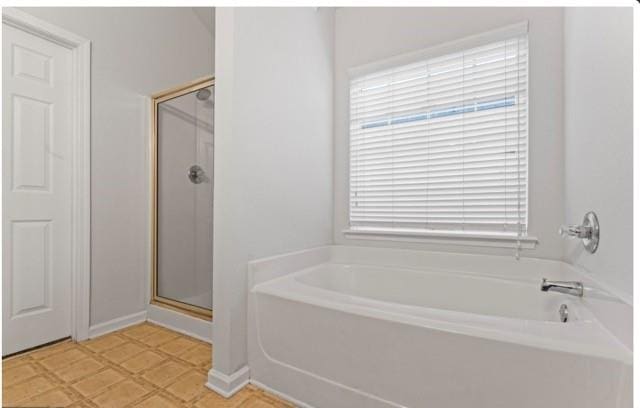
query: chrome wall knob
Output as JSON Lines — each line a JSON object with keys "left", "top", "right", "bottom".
{"left": 558, "top": 224, "right": 591, "bottom": 239}
{"left": 188, "top": 164, "right": 204, "bottom": 184}
{"left": 558, "top": 211, "right": 599, "bottom": 253}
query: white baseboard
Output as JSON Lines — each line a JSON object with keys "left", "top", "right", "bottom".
{"left": 88, "top": 310, "right": 147, "bottom": 339}
{"left": 206, "top": 366, "right": 250, "bottom": 398}
{"left": 250, "top": 378, "right": 314, "bottom": 408}
{"left": 146, "top": 304, "right": 212, "bottom": 343}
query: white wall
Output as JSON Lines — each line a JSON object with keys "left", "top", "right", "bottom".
{"left": 334, "top": 8, "right": 565, "bottom": 259}
{"left": 18, "top": 7, "right": 215, "bottom": 325}
{"left": 564, "top": 8, "right": 633, "bottom": 303}
{"left": 212, "top": 8, "right": 334, "bottom": 376}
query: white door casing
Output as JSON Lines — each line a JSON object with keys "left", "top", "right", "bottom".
{"left": 2, "top": 8, "right": 90, "bottom": 355}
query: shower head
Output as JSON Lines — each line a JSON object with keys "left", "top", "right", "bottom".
{"left": 196, "top": 88, "right": 211, "bottom": 101}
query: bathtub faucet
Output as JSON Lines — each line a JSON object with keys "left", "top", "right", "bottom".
{"left": 540, "top": 278, "right": 584, "bottom": 297}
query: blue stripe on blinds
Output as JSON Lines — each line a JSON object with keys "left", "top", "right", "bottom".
{"left": 361, "top": 95, "right": 516, "bottom": 130}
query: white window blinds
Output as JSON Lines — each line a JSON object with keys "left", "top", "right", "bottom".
{"left": 349, "top": 35, "right": 528, "bottom": 237}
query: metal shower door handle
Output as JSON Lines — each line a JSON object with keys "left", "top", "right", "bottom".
{"left": 188, "top": 165, "right": 204, "bottom": 184}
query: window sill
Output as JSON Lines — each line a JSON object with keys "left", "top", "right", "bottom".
{"left": 343, "top": 228, "right": 538, "bottom": 249}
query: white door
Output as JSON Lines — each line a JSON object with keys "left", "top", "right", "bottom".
{"left": 3, "top": 23, "right": 73, "bottom": 355}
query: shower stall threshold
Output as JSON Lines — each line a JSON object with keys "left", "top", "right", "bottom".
{"left": 147, "top": 303, "right": 212, "bottom": 343}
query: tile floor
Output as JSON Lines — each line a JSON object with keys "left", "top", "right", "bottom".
{"left": 2, "top": 322, "right": 293, "bottom": 407}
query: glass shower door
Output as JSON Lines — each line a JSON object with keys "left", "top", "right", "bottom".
{"left": 153, "top": 78, "right": 214, "bottom": 317}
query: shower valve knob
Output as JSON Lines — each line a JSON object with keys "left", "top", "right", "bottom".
{"left": 188, "top": 165, "right": 204, "bottom": 184}
{"left": 558, "top": 211, "right": 600, "bottom": 253}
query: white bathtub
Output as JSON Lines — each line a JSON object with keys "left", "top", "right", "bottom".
{"left": 248, "top": 246, "right": 632, "bottom": 408}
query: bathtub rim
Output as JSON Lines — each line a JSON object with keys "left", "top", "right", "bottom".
{"left": 291, "top": 262, "right": 591, "bottom": 322}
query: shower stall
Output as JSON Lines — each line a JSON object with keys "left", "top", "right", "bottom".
{"left": 151, "top": 77, "right": 214, "bottom": 318}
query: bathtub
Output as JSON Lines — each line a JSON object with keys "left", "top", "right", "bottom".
{"left": 248, "top": 246, "right": 632, "bottom": 408}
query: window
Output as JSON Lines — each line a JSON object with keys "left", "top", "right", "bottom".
{"left": 348, "top": 33, "right": 529, "bottom": 241}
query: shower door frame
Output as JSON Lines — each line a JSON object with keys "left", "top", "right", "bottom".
{"left": 150, "top": 76, "right": 214, "bottom": 320}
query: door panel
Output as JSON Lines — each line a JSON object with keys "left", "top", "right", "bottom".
{"left": 12, "top": 95, "right": 52, "bottom": 191}
{"left": 3, "top": 23, "right": 73, "bottom": 355}
{"left": 11, "top": 220, "right": 51, "bottom": 316}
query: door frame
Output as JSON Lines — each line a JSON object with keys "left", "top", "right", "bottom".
{"left": 3, "top": 8, "right": 91, "bottom": 341}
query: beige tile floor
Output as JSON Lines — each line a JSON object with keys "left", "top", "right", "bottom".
{"left": 2, "top": 322, "right": 293, "bottom": 407}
